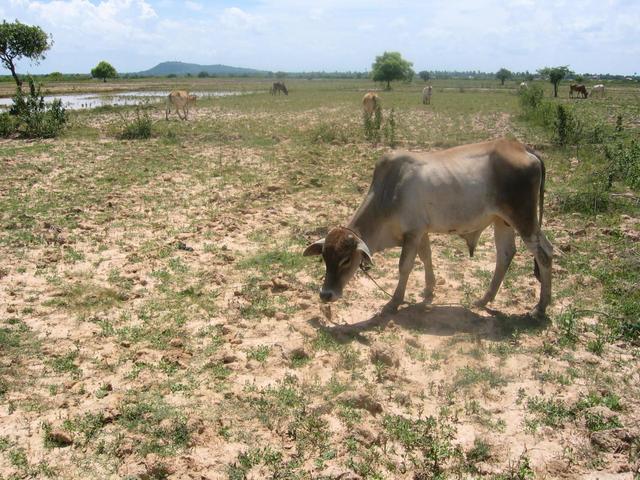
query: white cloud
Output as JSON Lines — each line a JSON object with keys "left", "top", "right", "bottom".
{"left": 219, "top": 7, "right": 265, "bottom": 31}
{"left": 1, "top": 0, "right": 638, "bottom": 74}
{"left": 184, "top": 1, "right": 202, "bottom": 12}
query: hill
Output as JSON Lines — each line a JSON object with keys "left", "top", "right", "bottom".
{"left": 137, "top": 61, "right": 268, "bottom": 77}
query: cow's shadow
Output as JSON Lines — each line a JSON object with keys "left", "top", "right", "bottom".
{"left": 308, "top": 302, "right": 550, "bottom": 346}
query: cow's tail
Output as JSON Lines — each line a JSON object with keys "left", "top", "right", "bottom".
{"left": 527, "top": 145, "right": 545, "bottom": 282}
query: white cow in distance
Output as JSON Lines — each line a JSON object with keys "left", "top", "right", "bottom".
{"left": 166, "top": 90, "right": 197, "bottom": 120}
{"left": 591, "top": 84, "right": 605, "bottom": 98}
{"left": 422, "top": 85, "right": 432, "bottom": 105}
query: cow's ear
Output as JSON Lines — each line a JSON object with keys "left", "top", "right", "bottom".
{"left": 356, "top": 239, "right": 373, "bottom": 266}
{"left": 303, "top": 239, "right": 324, "bottom": 257}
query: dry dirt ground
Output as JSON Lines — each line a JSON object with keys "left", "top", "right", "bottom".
{"left": 1, "top": 81, "right": 639, "bottom": 479}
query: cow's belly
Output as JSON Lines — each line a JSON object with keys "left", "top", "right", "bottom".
{"left": 411, "top": 161, "right": 497, "bottom": 234}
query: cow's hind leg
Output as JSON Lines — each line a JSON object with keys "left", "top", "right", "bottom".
{"left": 384, "top": 232, "right": 420, "bottom": 313}
{"left": 475, "top": 219, "right": 516, "bottom": 308}
{"left": 522, "top": 231, "right": 553, "bottom": 317}
{"left": 417, "top": 233, "right": 436, "bottom": 303}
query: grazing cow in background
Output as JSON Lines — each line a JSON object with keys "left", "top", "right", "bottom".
{"left": 422, "top": 85, "right": 433, "bottom": 104}
{"left": 362, "top": 92, "right": 380, "bottom": 116}
{"left": 304, "top": 138, "right": 553, "bottom": 317}
{"left": 591, "top": 84, "right": 605, "bottom": 97}
{"left": 165, "top": 90, "right": 196, "bottom": 120}
{"left": 569, "top": 84, "right": 588, "bottom": 99}
{"left": 271, "top": 82, "right": 288, "bottom": 95}
{"left": 519, "top": 82, "right": 528, "bottom": 90}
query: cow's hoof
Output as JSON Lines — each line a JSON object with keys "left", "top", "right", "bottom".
{"left": 423, "top": 290, "right": 434, "bottom": 304}
{"left": 529, "top": 305, "right": 547, "bottom": 318}
{"left": 473, "top": 297, "right": 490, "bottom": 308}
{"left": 382, "top": 301, "right": 400, "bottom": 314}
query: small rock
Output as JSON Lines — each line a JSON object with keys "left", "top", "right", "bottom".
{"left": 370, "top": 342, "right": 399, "bottom": 367}
{"left": 591, "top": 428, "right": 637, "bottom": 452}
{"left": 222, "top": 353, "right": 238, "bottom": 364}
{"left": 318, "top": 464, "right": 362, "bottom": 479}
{"left": 48, "top": 429, "right": 73, "bottom": 447}
{"left": 274, "top": 312, "right": 288, "bottom": 321}
{"left": 169, "top": 338, "right": 184, "bottom": 348}
{"left": 437, "top": 278, "right": 446, "bottom": 285}
{"left": 271, "top": 277, "right": 292, "bottom": 292}
{"left": 246, "top": 359, "right": 260, "bottom": 370}
{"left": 337, "top": 391, "right": 383, "bottom": 415}
{"left": 286, "top": 344, "right": 310, "bottom": 362}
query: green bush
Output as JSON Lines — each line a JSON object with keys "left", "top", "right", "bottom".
{"left": 556, "top": 179, "right": 610, "bottom": 214}
{"left": 383, "top": 107, "right": 397, "bottom": 147}
{"left": 118, "top": 107, "right": 153, "bottom": 140}
{"left": 363, "top": 102, "right": 383, "bottom": 142}
{"left": 0, "top": 112, "right": 17, "bottom": 137}
{"left": 9, "top": 77, "right": 67, "bottom": 138}
{"left": 605, "top": 140, "right": 640, "bottom": 190}
{"left": 518, "top": 84, "right": 544, "bottom": 113}
{"left": 308, "top": 122, "right": 351, "bottom": 144}
{"left": 553, "top": 104, "right": 583, "bottom": 146}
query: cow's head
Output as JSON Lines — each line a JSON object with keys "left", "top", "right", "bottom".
{"left": 303, "top": 227, "right": 372, "bottom": 302}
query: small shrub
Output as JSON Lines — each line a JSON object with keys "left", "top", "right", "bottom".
{"left": 556, "top": 180, "right": 610, "bottom": 215}
{"left": 518, "top": 84, "right": 544, "bottom": 113}
{"left": 383, "top": 412, "right": 463, "bottom": 476}
{"left": 119, "top": 106, "right": 153, "bottom": 140}
{"left": 553, "top": 104, "right": 583, "bottom": 146}
{"left": 308, "top": 122, "right": 350, "bottom": 144}
{"left": 363, "top": 102, "right": 382, "bottom": 142}
{"left": 9, "top": 77, "right": 67, "bottom": 138}
{"left": 605, "top": 140, "right": 640, "bottom": 190}
{"left": 0, "top": 112, "right": 17, "bottom": 137}
{"left": 383, "top": 107, "right": 397, "bottom": 147}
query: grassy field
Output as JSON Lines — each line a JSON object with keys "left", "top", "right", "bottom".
{"left": 0, "top": 77, "right": 639, "bottom": 479}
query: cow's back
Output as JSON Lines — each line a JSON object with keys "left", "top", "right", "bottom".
{"left": 366, "top": 140, "right": 542, "bottom": 234}
{"left": 168, "top": 90, "right": 189, "bottom": 108}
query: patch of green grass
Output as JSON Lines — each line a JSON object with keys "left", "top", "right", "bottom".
{"left": 454, "top": 366, "right": 508, "bottom": 390}
{"left": 246, "top": 345, "right": 271, "bottom": 363}
{"left": 62, "top": 412, "right": 107, "bottom": 444}
{"left": 118, "top": 392, "right": 191, "bottom": 455}
{"left": 239, "top": 248, "right": 306, "bottom": 274}
{"left": 44, "top": 282, "right": 127, "bottom": 313}
{"left": 526, "top": 396, "right": 574, "bottom": 430}
{"left": 48, "top": 351, "right": 81, "bottom": 378}
{"left": 383, "top": 412, "right": 463, "bottom": 478}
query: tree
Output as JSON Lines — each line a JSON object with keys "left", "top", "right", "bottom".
{"left": 418, "top": 70, "right": 430, "bottom": 82}
{"left": 371, "top": 51, "right": 414, "bottom": 90}
{"left": 538, "top": 66, "right": 572, "bottom": 98}
{"left": 91, "top": 61, "right": 117, "bottom": 82}
{"left": 496, "top": 68, "right": 512, "bottom": 86}
{"left": 0, "top": 20, "right": 52, "bottom": 87}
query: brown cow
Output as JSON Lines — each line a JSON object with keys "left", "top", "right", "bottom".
{"left": 271, "top": 82, "right": 288, "bottom": 95}
{"left": 304, "top": 138, "right": 553, "bottom": 317}
{"left": 362, "top": 92, "right": 380, "bottom": 116}
{"left": 166, "top": 90, "right": 197, "bottom": 120}
{"left": 569, "top": 84, "right": 588, "bottom": 99}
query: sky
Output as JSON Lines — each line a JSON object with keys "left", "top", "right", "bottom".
{"left": 1, "top": 0, "right": 639, "bottom": 75}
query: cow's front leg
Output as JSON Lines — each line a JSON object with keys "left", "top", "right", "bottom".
{"left": 383, "top": 232, "right": 420, "bottom": 313}
{"left": 417, "top": 233, "right": 436, "bottom": 303}
{"left": 475, "top": 219, "right": 516, "bottom": 308}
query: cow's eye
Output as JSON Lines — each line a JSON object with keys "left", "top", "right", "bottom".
{"left": 339, "top": 257, "right": 351, "bottom": 268}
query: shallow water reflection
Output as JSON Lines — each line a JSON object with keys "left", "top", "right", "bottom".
{"left": 0, "top": 90, "right": 254, "bottom": 110}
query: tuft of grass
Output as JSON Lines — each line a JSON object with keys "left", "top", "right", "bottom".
{"left": 118, "top": 392, "right": 191, "bottom": 455}
{"left": 454, "top": 366, "right": 508, "bottom": 390}
{"left": 246, "top": 345, "right": 271, "bottom": 363}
